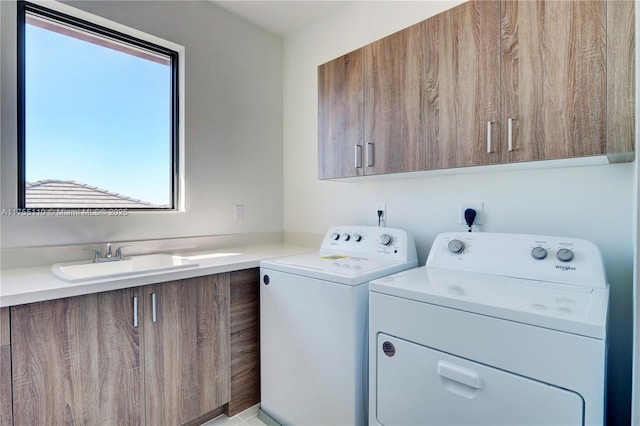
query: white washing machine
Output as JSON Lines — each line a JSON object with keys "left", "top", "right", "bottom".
{"left": 260, "top": 226, "right": 417, "bottom": 426}
{"left": 369, "top": 232, "right": 609, "bottom": 426}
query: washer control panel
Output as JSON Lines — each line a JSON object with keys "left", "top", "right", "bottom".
{"left": 320, "top": 226, "right": 417, "bottom": 263}
{"left": 427, "top": 232, "right": 607, "bottom": 288}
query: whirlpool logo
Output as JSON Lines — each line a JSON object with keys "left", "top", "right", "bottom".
{"left": 555, "top": 264, "right": 576, "bottom": 271}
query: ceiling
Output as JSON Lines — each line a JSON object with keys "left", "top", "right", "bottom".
{"left": 211, "top": 1, "right": 345, "bottom": 36}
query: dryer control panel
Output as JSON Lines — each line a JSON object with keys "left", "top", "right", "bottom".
{"left": 320, "top": 226, "right": 417, "bottom": 263}
{"left": 426, "top": 232, "right": 607, "bottom": 288}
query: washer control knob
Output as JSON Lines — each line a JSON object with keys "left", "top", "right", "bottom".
{"left": 341, "top": 233, "right": 350, "bottom": 241}
{"left": 531, "top": 247, "right": 548, "bottom": 260}
{"left": 448, "top": 239, "right": 465, "bottom": 254}
{"left": 380, "top": 234, "right": 393, "bottom": 246}
{"left": 331, "top": 232, "right": 340, "bottom": 241}
{"left": 556, "top": 248, "right": 574, "bottom": 262}
{"left": 353, "top": 234, "right": 362, "bottom": 242}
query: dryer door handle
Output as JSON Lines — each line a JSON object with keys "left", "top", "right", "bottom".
{"left": 437, "top": 361, "right": 482, "bottom": 389}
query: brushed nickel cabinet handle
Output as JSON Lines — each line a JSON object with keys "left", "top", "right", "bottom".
{"left": 486, "top": 121, "right": 493, "bottom": 153}
{"left": 354, "top": 145, "right": 362, "bottom": 169}
{"left": 152, "top": 293, "right": 157, "bottom": 323}
{"left": 133, "top": 296, "right": 138, "bottom": 328}
{"left": 508, "top": 118, "right": 514, "bottom": 151}
{"left": 366, "top": 143, "right": 374, "bottom": 167}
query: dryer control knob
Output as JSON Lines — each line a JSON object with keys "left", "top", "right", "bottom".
{"left": 380, "top": 234, "right": 393, "bottom": 246}
{"left": 331, "top": 232, "right": 340, "bottom": 241}
{"left": 556, "top": 248, "right": 574, "bottom": 262}
{"left": 531, "top": 247, "right": 548, "bottom": 260}
{"left": 341, "top": 233, "right": 350, "bottom": 241}
{"left": 448, "top": 239, "right": 465, "bottom": 254}
{"left": 353, "top": 234, "right": 362, "bottom": 242}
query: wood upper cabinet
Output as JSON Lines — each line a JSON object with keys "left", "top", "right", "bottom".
{"left": 425, "top": 1, "right": 501, "bottom": 169}
{"left": 144, "top": 274, "right": 230, "bottom": 425}
{"left": 500, "top": 0, "right": 607, "bottom": 162}
{"left": 318, "top": 22, "right": 426, "bottom": 179}
{"left": 319, "top": 0, "right": 634, "bottom": 178}
{"left": 318, "top": 50, "right": 363, "bottom": 179}
{"left": 364, "top": 22, "right": 426, "bottom": 175}
{"left": 11, "top": 288, "right": 144, "bottom": 425}
{"left": 606, "top": 0, "right": 635, "bottom": 160}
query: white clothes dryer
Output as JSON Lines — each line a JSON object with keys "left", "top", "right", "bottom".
{"left": 369, "top": 232, "right": 609, "bottom": 426}
{"left": 260, "top": 226, "right": 417, "bottom": 426}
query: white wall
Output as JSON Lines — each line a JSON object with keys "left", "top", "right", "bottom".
{"left": 0, "top": 0, "right": 284, "bottom": 248}
{"left": 282, "top": 1, "right": 635, "bottom": 423}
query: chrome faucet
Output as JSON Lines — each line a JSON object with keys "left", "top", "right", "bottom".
{"left": 90, "top": 243, "right": 129, "bottom": 263}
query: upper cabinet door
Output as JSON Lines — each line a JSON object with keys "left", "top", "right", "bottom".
{"left": 318, "top": 50, "right": 364, "bottom": 179}
{"left": 425, "top": 1, "right": 501, "bottom": 169}
{"left": 501, "top": 0, "right": 607, "bottom": 162}
{"left": 364, "top": 23, "right": 426, "bottom": 175}
{"left": 606, "top": 0, "right": 635, "bottom": 161}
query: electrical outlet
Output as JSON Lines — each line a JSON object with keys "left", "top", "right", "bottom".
{"left": 376, "top": 203, "right": 386, "bottom": 224}
{"left": 459, "top": 202, "right": 484, "bottom": 225}
{"left": 234, "top": 204, "right": 244, "bottom": 221}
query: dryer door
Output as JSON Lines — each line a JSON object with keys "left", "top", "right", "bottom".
{"left": 376, "top": 334, "right": 583, "bottom": 426}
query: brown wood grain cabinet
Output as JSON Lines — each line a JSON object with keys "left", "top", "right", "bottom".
{"left": 9, "top": 274, "right": 231, "bottom": 426}
{"left": 318, "top": 22, "right": 426, "bottom": 179}
{"left": 11, "top": 288, "right": 144, "bottom": 425}
{"left": 363, "top": 22, "right": 426, "bottom": 175}
{"left": 500, "top": 0, "right": 607, "bottom": 163}
{"left": 318, "top": 49, "right": 364, "bottom": 179}
{"left": 425, "top": 0, "right": 501, "bottom": 169}
{"left": 225, "top": 269, "right": 261, "bottom": 417}
{"left": 318, "top": 0, "right": 634, "bottom": 178}
{"left": 0, "top": 308, "right": 11, "bottom": 426}
{"left": 144, "top": 274, "right": 230, "bottom": 425}
{"left": 606, "top": 0, "right": 635, "bottom": 161}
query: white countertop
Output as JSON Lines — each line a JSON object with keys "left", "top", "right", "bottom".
{"left": 0, "top": 243, "right": 312, "bottom": 307}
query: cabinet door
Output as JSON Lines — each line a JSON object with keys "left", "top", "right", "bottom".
{"left": 606, "top": 0, "right": 635, "bottom": 161}
{"left": 225, "top": 269, "right": 261, "bottom": 417}
{"left": 364, "top": 22, "right": 426, "bottom": 175}
{"left": 0, "top": 308, "right": 10, "bottom": 426}
{"left": 425, "top": 1, "right": 501, "bottom": 169}
{"left": 318, "top": 50, "right": 363, "bottom": 179}
{"left": 144, "top": 274, "right": 230, "bottom": 425}
{"left": 11, "top": 289, "right": 143, "bottom": 425}
{"left": 501, "top": 0, "right": 606, "bottom": 162}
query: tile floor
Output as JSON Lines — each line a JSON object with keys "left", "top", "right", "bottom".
{"left": 202, "top": 404, "right": 267, "bottom": 426}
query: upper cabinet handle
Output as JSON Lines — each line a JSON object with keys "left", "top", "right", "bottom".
{"left": 507, "top": 118, "right": 514, "bottom": 151}
{"left": 366, "top": 143, "right": 374, "bottom": 167}
{"left": 486, "top": 121, "right": 493, "bottom": 154}
{"left": 354, "top": 145, "right": 362, "bottom": 169}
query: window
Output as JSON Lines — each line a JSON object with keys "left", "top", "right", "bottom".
{"left": 18, "top": 1, "right": 180, "bottom": 210}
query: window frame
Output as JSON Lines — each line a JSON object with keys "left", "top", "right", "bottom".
{"left": 17, "top": 0, "right": 181, "bottom": 211}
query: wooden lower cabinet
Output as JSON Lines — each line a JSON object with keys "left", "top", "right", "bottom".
{"left": 225, "top": 269, "right": 261, "bottom": 417}
{"left": 144, "top": 274, "right": 230, "bottom": 425}
{"left": 11, "top": 288, "right": 144, "bottom": 425}
{"left": 9, "top": 273, "right": 232, "bottom": 426}
{"left": 0, "top": 308, "right": 11, "bottom": 426}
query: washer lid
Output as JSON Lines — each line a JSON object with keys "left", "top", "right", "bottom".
{"left": 370, "top": 266, "right": 609, "bottom": 339}
{"left": 261, "top": 252, "right": 417, "bottom": 286}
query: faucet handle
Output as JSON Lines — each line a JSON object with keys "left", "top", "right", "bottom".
{"left": 84, "top": 248, "right": 102, "bottom": 262}
{"left": 115, "top": 245, "right": 131, "bottom": 258}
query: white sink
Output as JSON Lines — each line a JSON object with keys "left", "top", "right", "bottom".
{"left": 51, "top": 254, "right": 199, "bottom": 282}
